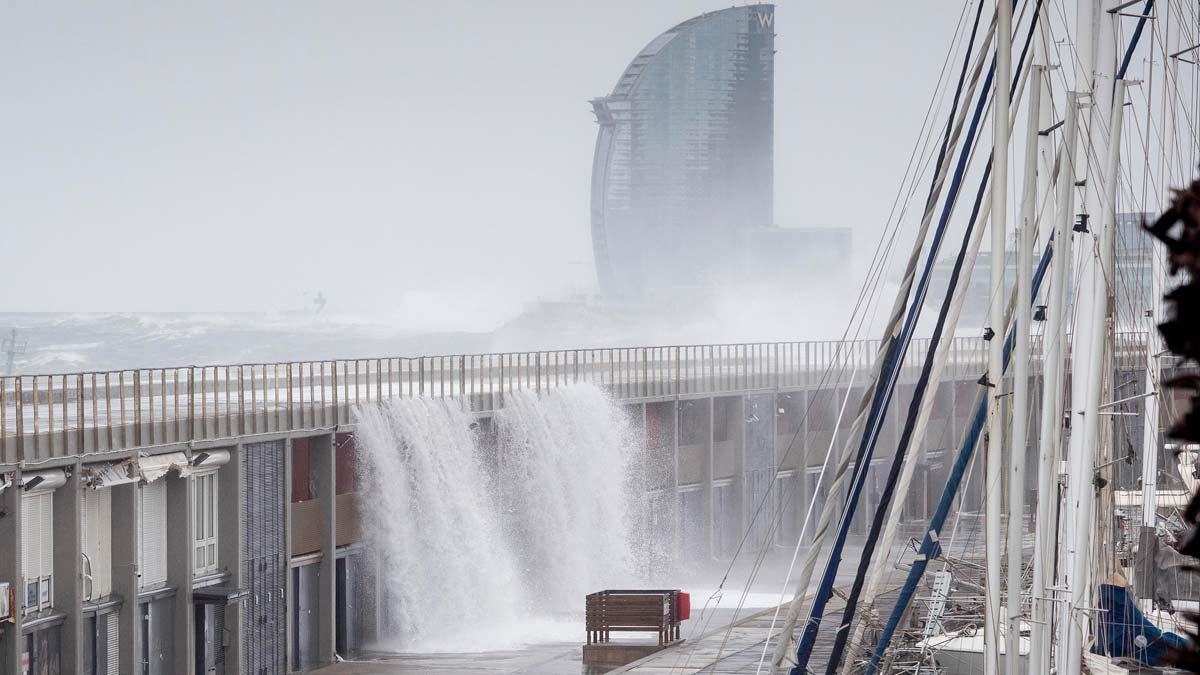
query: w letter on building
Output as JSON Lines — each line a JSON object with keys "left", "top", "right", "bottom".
{"left": 757, "top": 12, "right": 774, "bottom": 28}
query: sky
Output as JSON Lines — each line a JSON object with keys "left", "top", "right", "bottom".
{"left": 1, "top": 1, "right": 964, "bottom": 316}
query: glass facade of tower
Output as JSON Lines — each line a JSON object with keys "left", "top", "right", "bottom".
{"left": 590, "top": 5, "right": 775, "bottom": 295}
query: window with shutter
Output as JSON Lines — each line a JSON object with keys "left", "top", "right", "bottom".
{"left": 21, "top": 494, "right": 39, "bottom": 610}
{"left": 139, "top": 481, "right": 168, "bottom": 588}
{"left": 194, "top": 471, "right": 219, "bottom": 575}
{"left": 82, "top": 488, "right": 114, "bottom": 600}
{"left": 20, "top": 492, "right": 54, "bottom": 611}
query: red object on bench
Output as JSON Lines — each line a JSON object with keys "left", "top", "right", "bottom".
{"left": 676, "top": 591, "right": 690, "bottom": 621}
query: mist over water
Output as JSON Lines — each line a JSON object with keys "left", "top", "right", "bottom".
{"left": 354, "top": 384, "right": 648, "bottom": 652}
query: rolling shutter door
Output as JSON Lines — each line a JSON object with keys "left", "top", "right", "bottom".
{"left": 140, "top": 481, "right": 168, "bottom": 588}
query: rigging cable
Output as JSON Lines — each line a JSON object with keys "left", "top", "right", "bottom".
{"left": 865, "top": 14, "right": 1159, "bottom": 672}
{"left": 788, "top": 3, "right": 1041, "bottom": 673}
{"left": 822, "top": 6, "right": 1051, "bottom": 671}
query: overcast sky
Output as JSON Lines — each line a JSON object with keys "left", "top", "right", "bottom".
{"left": 2, "top": 1, "right": 962, "bottom": 315}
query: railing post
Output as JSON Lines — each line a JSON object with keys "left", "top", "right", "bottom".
{"left": 675, "top": 347, "right": 681, "bottom": 396}
{"left": 188, "top": 366, "right": 196, "bottom": 442}
{"left": 642, "top": 348, "right": 648, "bottom": 398}
{"left": 330, "top": 361, "right": 339, "bottom": 427}
{"left": 133, "top": 371, "right": 142, "bottom": 447}
{"left": 14, "top": 378, "right": 24, "bottom": 461}
{"left": 286, "top": 364, "right": 294, "bottom": 431}
{"left": 76, "top": 374, "right": 85, "bottom": 454}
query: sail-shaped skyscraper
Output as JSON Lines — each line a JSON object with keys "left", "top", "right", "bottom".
{"left": 590, "top": 5, "right": 775, "bottom": 296}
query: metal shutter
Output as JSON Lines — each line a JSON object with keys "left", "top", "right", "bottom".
{"left": 40, "top": 494, "right": 52, "bottom": 588}
{"left": 20, "top": 493, "right": 38, "bottom": 580}
{"left": 21, "top": 493, "right": 53, "bottom": 599}
{"left": 139, "top": 481, "right": 168, "bottom": 587}
{"left": 82, "top": 488, "right": 113, "bottom": 599}
{"left": 213, "top": 604, "right": 225, "bottom": 666}
{"left": 104, "top": 612, "right": 120, "bottom": 675}
{"left": 241, "top": 440, "right": 286, "bottom": 674}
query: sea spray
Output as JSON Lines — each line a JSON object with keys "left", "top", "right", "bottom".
{"left": 354, "top": 395, "right": 522, "bottom": 651}
{"left": 493, "top": 387, "right": 642, "bottom": 610}
{"left": 354, "top": 384, "right": 647, "bottom": 651}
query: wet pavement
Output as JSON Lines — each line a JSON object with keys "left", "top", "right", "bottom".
{"left": 310, "top": 605, "right": 758, "bottom": 675}
{"left": 312, "top": 546, "right": 876, "bottom": 675}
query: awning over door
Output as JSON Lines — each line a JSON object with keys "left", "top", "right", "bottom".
{"left": 191, "top": 449, "right": 231, "bottom": 471}
{"left": 192, "top": 586, "right": 248, "bottom": 605}
{"left": 21, "top": 469, "right": 68, "bottom": 494}
{"left": 83, "top": 461, "right": 140, "bottom": 488}
{"left": 137, "top": 452, "right": 192, "bottom": 483}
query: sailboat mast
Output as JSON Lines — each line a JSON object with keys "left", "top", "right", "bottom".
{"left": 1006, "top": 59, "right": 1041, "bottom": 675}
{"left": 1142, "top": 0, "right": 1178, "bottom": 536}
{"left": 1030, "top": 90, "right": 1079, "bottom": 675}
{"left": 1064, "top": 75, "right": 1127, "bottom": 675}
{"left": 986, "top": 1, "right": 1012, "bottom": 673}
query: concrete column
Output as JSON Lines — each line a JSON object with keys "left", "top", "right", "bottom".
{"left": 0, "top": 469, "right": 23, "bottom": 675}
{"left": 166, "top": 471, "right": 194, "bottom": 674}
{"left": 708, "top": 398, "right": 716, "bottom": 561}
{"left": 111, "top": 482, "right": 140, "bottom": 675}
{"left": 313, "top": 433, "right": 337, "bottom": 664}
{"left": 798, "top": 389, "right": 811, "bottom": 543}
{"left": 671, "top": 402, "right": 680, "bottom": 560}
{"left": 702, "top": 397, "right": 713, "bottom": 561}
{"left": 219, "top": 444, "right": 245, "bottom": 671}
{"left": 53, "top": 462, "right": 83, "bottom": 674}
{"left": 284, "top": 439, "right": 295, "bottom": 670}
{"left": 737, "top": 396, "right": 749, "bottom": 538}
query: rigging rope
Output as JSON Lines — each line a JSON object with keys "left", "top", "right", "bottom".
{"left": 865, "top": 13, "right": 1159, "bottom": 673}
{"left": 788, "top": 4, "right": 1042, "bottom": 673}
{"left": 864, "top": 239, "right": 1054, "bottom": 675}
{"left": 763, "top": 5, "right": 1003, "bottom": 671}
{"left": 820, "top": 5, "right": 1047, "bottom": 672}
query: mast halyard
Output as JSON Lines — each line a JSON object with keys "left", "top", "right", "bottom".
{"left": 986, "top": 1, "right": 1013, "bottom": 674}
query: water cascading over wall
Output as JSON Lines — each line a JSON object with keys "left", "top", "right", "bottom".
{"left": 354, "top": 384, "right": 652, "bottom": 651}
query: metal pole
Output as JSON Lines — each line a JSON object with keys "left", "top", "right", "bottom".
{"left": 986, "top": 2, "right": 1012, "bottom": 674}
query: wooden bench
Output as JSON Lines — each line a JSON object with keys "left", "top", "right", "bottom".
{"left": 586, "top": 589, "right": 681, "bottom": 645}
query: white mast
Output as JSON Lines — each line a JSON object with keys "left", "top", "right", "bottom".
{"left": 1064, "top": 76, "right": 1126, "bottom": 675}
{"left": 1141, "top": 0, "right": 1178, "bottom": 538}
{"left": 1059, "top": 2, "right": 1118, "bottom": 672}
{"left": 1029, "top": 92, "right": 1079, "bottom": 675}
{"left": 986, "top": 0, "right": 1012, "bottom": 673}
{"left": 1006, "top": 60, "right": 1040, "bottom": 675}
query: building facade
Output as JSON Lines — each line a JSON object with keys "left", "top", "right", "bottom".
{"left": 590, "top": 5, "right": 775, "bottom": 295}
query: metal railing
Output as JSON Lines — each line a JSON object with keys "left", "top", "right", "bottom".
{"left": 0, "top": 333, "right": 1149, "bottom": 464}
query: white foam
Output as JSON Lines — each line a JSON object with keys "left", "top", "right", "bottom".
{"left": 354, "top": 384, "right": 647, "bottom": 652}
